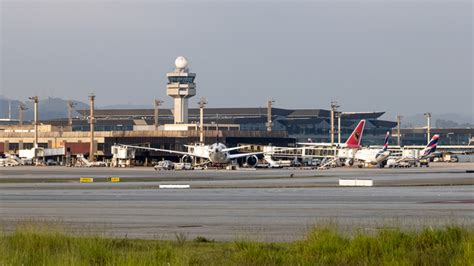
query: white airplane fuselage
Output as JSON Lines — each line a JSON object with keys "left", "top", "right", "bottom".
{"left": 120, "top": 142, "right": 262, "bottom": 166}
{"left": 206, "top": 143, "right": 231, "bottom": 164}
{"left": 185, "top": 143, "right": 231, "bottom": 164}
{"left": 354, "top": 148, "right": 390, "bottom": 164}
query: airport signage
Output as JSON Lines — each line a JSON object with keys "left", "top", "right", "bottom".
{"left": 80, "top": 177, "right": 94, "bottom": 183}
{"left": 108, "top": 177, "right": 121, "bottom": 182}
{"left": 339, "top": 179, "right": 373, "bottom": 187}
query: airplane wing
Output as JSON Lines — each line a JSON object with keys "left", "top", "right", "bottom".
{"left": 297, "top": 142, "right": 347, "bottom": 148}
{"left": 266, "top": 147, "right": 302, "bottom": 153}
{"left": 222, "top": 145, "right": 250, "bottom": 152}
{"left": 118, "top": 144, "right": 208, "bottom": 159}
{"left": 228, "top": 151, "right": 265, "bottom": 160}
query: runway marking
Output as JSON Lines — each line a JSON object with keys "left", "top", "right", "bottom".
{"left": 422, "top": 199, "right": 474, "bottom": 204}
{"left": 339, "top": 179, "right": 373, "bottom": 187}
{"left": 79, "top": 177, "right": 94, "bottom": 183}
{"left": 159, "top": 184, "right": 190, "bottom": 189}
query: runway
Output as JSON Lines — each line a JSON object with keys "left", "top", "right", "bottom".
{"left": 0, "top": 163, "right": 472, "bottom": 188}
{"left": 0, "top": 163, "right": 473, "bottom": 241}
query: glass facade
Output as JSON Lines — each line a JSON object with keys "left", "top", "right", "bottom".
{"left": 72, "top": 125, "right": 133, "bottom": 131}
{"left": 401, "top": 131, "right": 473, "bottom": 145}
{"left": 167, "top": 76, "right": 195, "bottom": 83}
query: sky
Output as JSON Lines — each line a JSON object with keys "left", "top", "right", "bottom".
{"left": 0, "top": 0, "right": 472, "bottom": 120}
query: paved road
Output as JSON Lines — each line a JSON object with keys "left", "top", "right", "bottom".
{"left": 0, "top": 163, "right": 472, "bottom": 241}
{"left": 0, "top": 163, "right": 472, "bottom": 188}
{"left": 1, "top": 186, "right": 473, "bottom": 241}
{"left": 1, "top": 163, "right": 472, "bottom": 179}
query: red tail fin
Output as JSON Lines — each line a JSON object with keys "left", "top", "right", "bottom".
{"left": 345, "top": 120, "right": 366, "bottom": 148}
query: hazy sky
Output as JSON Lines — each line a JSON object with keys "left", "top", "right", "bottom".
{"left": 1, "top": 0, "right": 472, "bottom": 119}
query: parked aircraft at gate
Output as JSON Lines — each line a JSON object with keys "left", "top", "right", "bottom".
{"left": 119, "top": 142, "right": 264, "bottom": 166}
{"left": 298, "top": 120, "right": 366, "bottom": 149}
{"left": 390, "top": 134, "right": 440, "bottom": 165}
{"left": 353, "top": 131, "right": 391, "bottom": 167}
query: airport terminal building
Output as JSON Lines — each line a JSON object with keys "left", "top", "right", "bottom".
{"left": 397, "top": 128, "right": 473, "bottom": 146}
{"left": 73, "top": 107, "right": 397, "bottom": 146}
{"left": 2, "top": 56, "right": 471, "bottom": 162}
{"left": 0, "top": 107, "right": 397, "bottom": 159}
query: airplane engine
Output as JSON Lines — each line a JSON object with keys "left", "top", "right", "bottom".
{"left": 182, "top": 155, "right": 194, "bottom": 164}
{"left": 386, "top": 159, "right": 397, "bottom": 168}
{"left": 245, "top": 155, "right": 259, "bottom": 167}
{"left": 345, "top": 158, "right": 354, "bottom": 167}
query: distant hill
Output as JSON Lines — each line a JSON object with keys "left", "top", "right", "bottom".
{"left": 0, "top": 96, "right": 88, "bottom": 121}
{"left": 401, "top": 113, "right": 473, "bottom": 128}
{"left": 0, "top": 96, "right": 153, "bottom": 121}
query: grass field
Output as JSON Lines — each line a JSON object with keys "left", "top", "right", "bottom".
{"left": 1, "top": 223, "right": 473, "bottom": 265}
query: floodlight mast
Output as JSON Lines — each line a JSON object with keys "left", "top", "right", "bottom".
{"left": 330, "top": 101, "right": 340, "bottom": 146}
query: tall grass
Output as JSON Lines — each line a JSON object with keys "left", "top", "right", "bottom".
{"left": 1, "top": 223, "right": 472, "bottom": 265}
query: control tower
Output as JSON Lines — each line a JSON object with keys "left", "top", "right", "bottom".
{"left": 166, "top": 56, "right": 196, "bottom": 124}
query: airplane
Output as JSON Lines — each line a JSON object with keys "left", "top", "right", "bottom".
{"left": 118, "top": 140, "right": 265, "bottom": 167}
{"left": 353, "top": 131, "right": 391, "bottom": 167}
{"left": 420, "top": 134, "right": 440, "bottom": 158}
{"left": 387, "top": 134, "right": 440, "bottom": 167}
{"left": 273, "top": 120, "right": 366, "bottom": 168}
{"left": 298, "top": 120, "right": 366, "bottom": 149}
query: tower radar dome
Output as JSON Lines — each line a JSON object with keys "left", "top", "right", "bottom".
{"left": 175, "top": 56, "right": 188, "bottom": 69}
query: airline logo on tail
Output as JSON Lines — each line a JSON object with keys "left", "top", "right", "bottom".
{"left": 345, "top": 120, "right": 366, "bottom": 148}
{"left": 420, "top": 134, "right": 439, "bottom": 157}
{"left": 375, "top": 131, "right": 391, "bottom": 160}
{"left": 382, "top": 131, "right": 390, "bottom": 152}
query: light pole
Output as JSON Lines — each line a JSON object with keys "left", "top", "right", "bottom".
{"left": 18, "top": 102, "right": 28, "bottom": 126}
{"left": 330, "top": 101, "right": 339, "bottom": 146}
{"left": 8, "top": 100, "right": 11, "bottom": 120}
{"left": 89, "top": 93, "right": 96, "bottom": 162}
{"left": 198, "top": 97, "right": 207, "bottom": 143}
{"left": 424, "top": 112, "right": 431, "bottom": 143}
{"left": 397, "top": 115, "right": 402, "bottom": 146}
{"left": 337, "top": 112, "right": 342, "bottom": 145}
{"left": 67, "top": 100, "right": 77, "bottom": 126}
{"left": 28, "top": 96, "right": 39, "bottom": 148}
{"left": 154, "top": 99, "right": 164, "bottom": 130}
{"left": 266, "top": 98, "right": 275, "bottom": 132}
{"left": 28, "top": 96, "right": 39, "bottom": 165}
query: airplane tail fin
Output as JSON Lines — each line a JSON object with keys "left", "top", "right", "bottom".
{"left": 345, "top": 120, "right": 366, "bottom": 148}
{"left": 420, "top": 134, "right": 439, "bottom": 157}
{"left": 382, "top": 131, "right": 390, "bottom": 151}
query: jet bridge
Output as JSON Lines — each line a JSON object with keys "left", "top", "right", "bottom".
{"left": 262, "top": 145, "right": 338, "bottom": 167}
{"left": 263, "top": 145, "right": 337, "bottom": 158}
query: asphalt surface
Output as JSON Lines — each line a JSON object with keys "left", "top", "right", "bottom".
{"left": 0, "top": 163, "right": 473, "bottom": 241}
{"left": 0, "top": 163, "right": 473, "bottom": 188}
